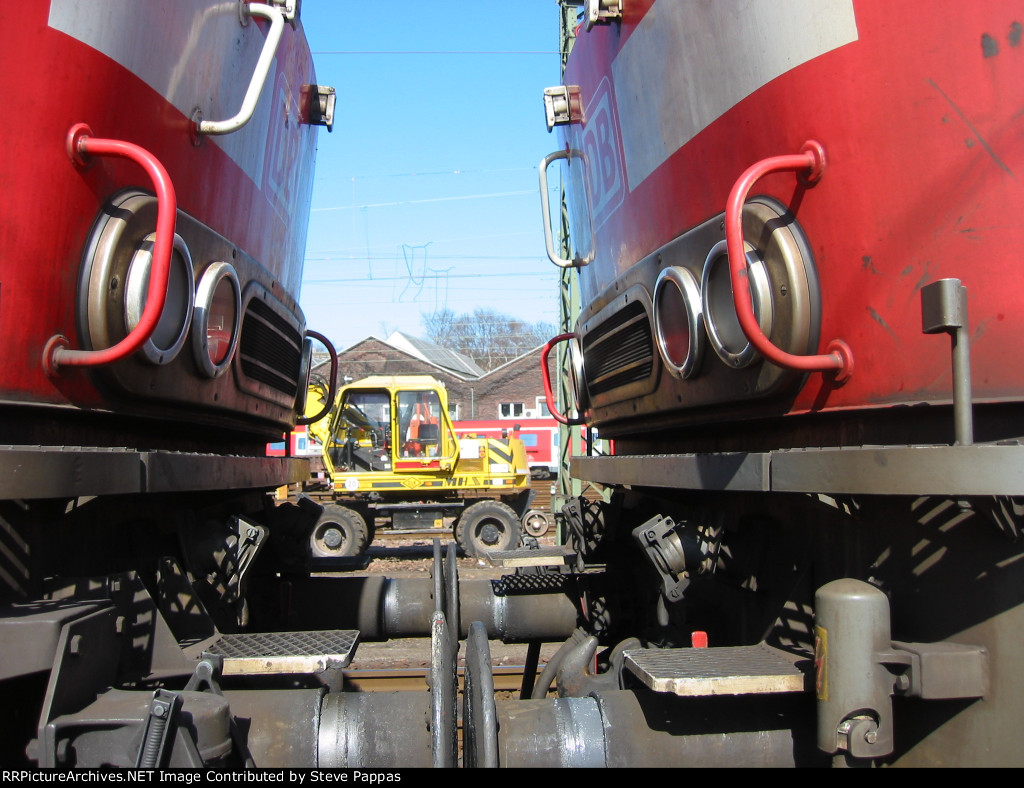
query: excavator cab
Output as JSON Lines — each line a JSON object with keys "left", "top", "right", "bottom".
{"left": 326, "top": 387, "right": 392, "bottom": 472}
{"left": 323, "top": 379, "right": 460, "bottom": 474}
{"left": 398, "top": 389, "right": 442, "bottom": 457}
{"left": 394, "top": 387, "right": 458, "bottom": 471}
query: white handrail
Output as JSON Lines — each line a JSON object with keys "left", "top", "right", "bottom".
{"left": 196, "top": 2, "right": 294, "bottom": 136}
{"left": 538, "top": 150, "right": 593, "bottom": 268}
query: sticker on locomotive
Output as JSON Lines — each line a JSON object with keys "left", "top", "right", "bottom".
{"left": 582, "top": 77, "right": 626, "bottom": 230}
{"left": 814, "top": 624, "right": 828, "bottom": 701}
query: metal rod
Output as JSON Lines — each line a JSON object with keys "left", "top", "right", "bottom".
{"left": 951, "top": 284, "right": 974, "bottom": 445}
{"left": 921, "top": 278, "right": 974, "bottom": 446}
{"left": 520, "top": 640, "right": 541, "bottom": 699}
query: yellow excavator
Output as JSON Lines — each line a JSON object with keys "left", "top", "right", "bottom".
{"left": 304, "top": 375, "right": 531, "bottom": 558}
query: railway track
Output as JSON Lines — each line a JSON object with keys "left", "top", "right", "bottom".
{"left": 341, "top": 666, "right": 536, "bottom": 695}
{"left": 281, "top": 480, "right": 568, "bottom": 695}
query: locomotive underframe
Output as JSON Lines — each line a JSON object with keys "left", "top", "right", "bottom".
{"left": 2, "top": 426, "right": 1020, "bottom": 766}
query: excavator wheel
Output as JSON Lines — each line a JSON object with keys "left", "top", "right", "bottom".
{"left": 455, "top": 500, "right": 522, "bottom": 558}
{"left": 309, "top": 504, "right": 371, "bottom": 558}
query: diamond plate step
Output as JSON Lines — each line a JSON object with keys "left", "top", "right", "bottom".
{"left": 196, "top": 630, "right": 360, "bottom": 676}
{"left": 484, "top": 545, "right": 578, "bottom": 568}
{"left": 624, "top": 643, "right": 812, "bottom": 696}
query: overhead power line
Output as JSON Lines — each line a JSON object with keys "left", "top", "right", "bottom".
{"left": 313, "top": 189, "right": 534, "bottom": 212}
{"left": 302, "top": 296, "right": 558, "bottom": 307}
{"left": 304, "top": 271, "right": 557, "bottom": 283}
{"left": 306, "top": 253, "right": 542, "bottom": 261}
{"left": 313, "top": 50, "right": 565, "bottom": 56}
{"left": 321, "top": 166, "right": 537, "bottom": 180}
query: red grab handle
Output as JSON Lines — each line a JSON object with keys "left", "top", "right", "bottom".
{"left": 541, "top": 333, "right": 587, "bottom": 426}
{"left": 46, "top": 124, "right": 178, "bottom": 374}
{"left": 725, "top": 140, "right": 853, "bottom": 381}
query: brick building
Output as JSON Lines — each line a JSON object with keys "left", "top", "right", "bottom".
{"left": 467, "top": 349, "right": 553, "bottom": 422}
{"left": 311, "top": 331, "right": 555, "bottom": 422}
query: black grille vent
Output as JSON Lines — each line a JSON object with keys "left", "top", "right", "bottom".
{"left": 239, "top": 298, "right": 302, "bottom": 398}
{"left": 583, "top": 300, "right": 654, "bottom": 396}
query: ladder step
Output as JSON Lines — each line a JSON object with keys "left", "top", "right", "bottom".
{"left": 195, "top": 630, "right": 360, "bottom": 676}
{"left": 484, "top": 545, "right": 578, "bottom": 568}
{"left": 624, "top": 643, "right": 811, "bottom": 697}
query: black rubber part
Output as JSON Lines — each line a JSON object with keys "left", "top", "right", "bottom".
{"left": 308, "top": 504, "right": 371, "bottom": 558}
{"left": 455, "top": 500, "right": 522, "bottom": 557}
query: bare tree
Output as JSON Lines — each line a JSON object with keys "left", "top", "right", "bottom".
{"left": 422, "top": 308, "right": 556, "bottom": 371}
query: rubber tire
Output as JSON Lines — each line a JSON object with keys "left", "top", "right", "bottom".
{"left": 455, "top": 500, "right": 522, "bottom": 558}
{"left": 522, "top": 509, "right": 551, "bottom": 537}
{"left": 309, "top": 504, "right": 371, "bottom": 558}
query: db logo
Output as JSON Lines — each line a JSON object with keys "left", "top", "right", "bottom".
{"left": 582, "top": 77, "right": 625, "bottom": 229}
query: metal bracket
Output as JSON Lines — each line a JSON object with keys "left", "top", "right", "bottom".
{"left": 584, "top": 0, "right": 623, "bottom": 30}
{"left": 885, "top": 640, "right": 988, "bottom": 700}
{"left": 234, "top": 517, "right": 267, "bottom": 589}
{"left": 631, "top": 515, "right": 710, "bottom": 604}
{"left": 555, "top": 635, "right": 642, "bottom": 697}
{"left": 305, "top": 84, "right": 336, "bottom": 131}
{"left": 264, "top": 0, "right": 298, "bottom": 24}
{"left": 543, "top": 85, "right": 581, "bottom": 131}
{"left": 184, "top": 652, "right": 226, "bottom": 694}
{"left": 561, "top": 496, "right": 588, "bottom": 571}
{"left": 563, "top": 0, "right": 623, "bottom": 31}
{"left": 36, "top": 606, "right": 122, "bottom": 767}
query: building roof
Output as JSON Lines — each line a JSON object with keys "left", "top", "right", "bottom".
{"left": 477, "top": 344, "right": 544, "bottom": 377}
{"left": 384, "top": 331, "right": 487, "bottom": 379}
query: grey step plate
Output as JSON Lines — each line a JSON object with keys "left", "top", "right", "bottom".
{"left": 484, "top": 546, "right": 577, "bottom": 567}
{"left": 624, "top": 644, "right": 811, "bottom": 696}
{"left": 204, "top": 630, "right": 359, "bottom": 675}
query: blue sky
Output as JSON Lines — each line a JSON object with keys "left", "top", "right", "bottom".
{"left": 298, "top": 2, "right": 566, "bottom": 353}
